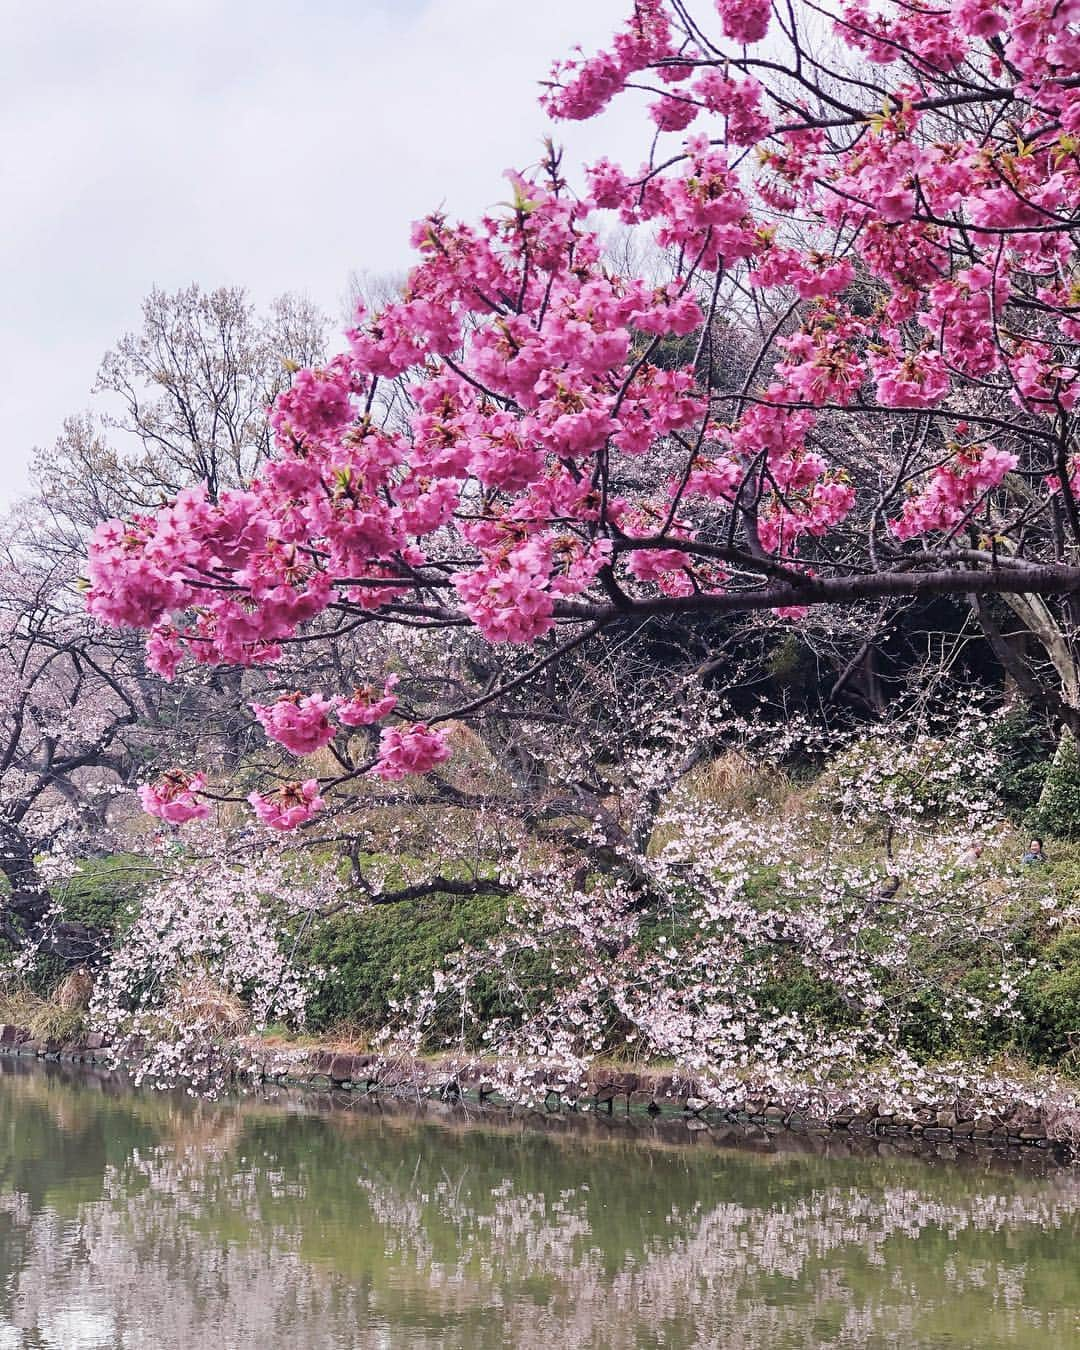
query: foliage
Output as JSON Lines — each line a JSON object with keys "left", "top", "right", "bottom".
{"left": 1019, "top": 929, "right": 1080, "bottom": 1064}
{"left": 54, "top": 853, "right": 158, "bottom": 933}
{"left": 990, "top": 702, "right": 1053, "bottom": 819}
{"left": 25, "top": 701, "right": 1080, "bottom": 1104}
{"left": 302, "top": 891, "right": 544, "bottom": 1046}
{"left": 763, "top": 634, "right": 812, "bottom": 693}
{"left": 1026, "top": 734, "right": 1080, "bottom": 841}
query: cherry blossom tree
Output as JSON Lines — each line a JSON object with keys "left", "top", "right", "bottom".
{"left": 0, "top": 520, "right": 147, "bottom": 964}
{"left": 80, "top": 0, "right": 1080, "bottom": 834}
{"left": 88, "top": 840, "right": 343, "bottom": 1092}
{"left": 382, "top": 695, "right": 1039, "bottom": 1105}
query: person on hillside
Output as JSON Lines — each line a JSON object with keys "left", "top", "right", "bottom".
{"left": 957, "top": 841, "right": 984, "bottom": 868}
{"left": 1022, "top": 838, "right": 1047, "bottom": 864}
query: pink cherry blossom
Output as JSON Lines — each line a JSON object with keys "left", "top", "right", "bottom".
{"left": 77, "top": 0, "right": 1080, "bottom": 831}
{"left": 715, "top": 0, "right": 771, "bottom": 44}
{"left": 649, "top": 94, "right": 699, "bottom": 132}
{"left": 371, "top": 723, "right": 452, "bottom": 781}
{"left": 891, "top": 444, "right": 1018, "bottom": 540}
{"left": 337, "top": 675, "right": 400, "bottom": 727}
{"left": 251, "top": 693, "right": 336, "bottom": 756}
{"left": 248, "top": 779, "right": 325, "bottom": 831}
{"left": 139, "top": 770, "right": 211, "bottom": 825}
{"left": 870, "top": 347, "right": 951, "bottom": 408}
{"left": 145, "top": 624, "right": 184, "bottom": 681}
{"left": 692, "top": 71, "right": 772, "bottom": 143}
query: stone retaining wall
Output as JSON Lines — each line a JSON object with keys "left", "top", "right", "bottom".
{"left": 0, "top": 1023, "right": 1069, "bottom": 1158}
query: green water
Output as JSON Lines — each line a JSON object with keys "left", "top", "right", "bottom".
{"left": 0, "top": 1063, "right": 1079, "bottom": 1348}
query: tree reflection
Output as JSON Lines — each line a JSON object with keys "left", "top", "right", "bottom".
{"left": 0, "top": 1067, "right": 1078, "bottom": 1349}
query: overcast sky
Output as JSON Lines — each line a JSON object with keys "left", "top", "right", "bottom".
{"left": 1, "top": 0, "right": 642, "bottom": 510}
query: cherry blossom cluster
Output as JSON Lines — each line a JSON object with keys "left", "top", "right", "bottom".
{"left": 248, "top": 779, "right": 326, "bottom": 831}
{"left": 137, "top": 675, "right": 435, "bottom": 828}
{"left": 89, "top": 844, "right": 340, "bottom": 1092}
{"left": 892, "top": 441, "right": 1019, "bottom": 541}
{"left": 250, "top": 693, "right": 336, "bottom": 756}
{"left": 138, "top": 770, "right": 210, "bottom": 826}
{"left": 370, "top": 724, "right": 452, "bottom": 781}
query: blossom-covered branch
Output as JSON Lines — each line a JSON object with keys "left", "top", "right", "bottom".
{"left": 82, "top": 0, "right": 1080, "bottom": 824}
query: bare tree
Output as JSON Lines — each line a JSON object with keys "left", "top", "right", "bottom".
{"left": 32, "top": 285, "right": 328, "bottom": 525}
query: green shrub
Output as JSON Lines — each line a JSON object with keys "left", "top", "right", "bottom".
{"left": 898, "top": 985, "right": 957, "bottom": 1060}
{"left": 758, "top": 964, "right": 858, "bottom": 1030}
{"left": 301, "top": 891, "right": 554, "bottom": 1047}
{"left": 1026, "top": 733, "right": 1080, "bottom": 840}
{"left": 0, "top": 853, "right": 157, "bottom": 996}
{"left": 55, "top": 853, "right": 157, "bottom": 933}
{"left": 1018, "top": 929, "right": 1080, "bottom": 1061}
{"left": 990, "top": 701, "right": 1052, "bottom": 817}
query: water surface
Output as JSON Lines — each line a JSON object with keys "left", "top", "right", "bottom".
{"left": 0, "top": 1061, "right": 1078, "bottom": 1348}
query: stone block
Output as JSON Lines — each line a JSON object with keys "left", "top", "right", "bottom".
{"left": 328, "top": 1054, "right": 357, "bottom": 1084}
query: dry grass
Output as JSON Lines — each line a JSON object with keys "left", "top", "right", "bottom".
{"left": 688, "top": 751, "right": 794, "bottom": 815}
{"left": 173, "top": 970, "right": 251, "bottom": 1036}
{"left": 57, "top": 968, "right": 93, "bottom": 1011}
{"left": 0, "top": 983, "right": 86, "bottom": 1043}
{"left": 300, "top": 742, "right": 347, "bottom": 782}
{"left": 649, "top": 752, "right": 796, "bottom": 855}
{"left": 257, "top": 1020, "right": 373, "bottom": 1053}
{"left": 321, "top": 1020, "right": 374, "bottom": 1053}
{"left": 695, "top": 750, "right": 756, "bottom": 800}
{"left": 216, "top": 798, "right": 252, "bottom": 833}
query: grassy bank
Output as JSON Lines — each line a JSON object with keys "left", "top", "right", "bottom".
{"left": 11, "top": 716, "right": 1080, "bottom": 1092}
{"left": 18, "top": 839, "right": 1080, "bottom": 1080}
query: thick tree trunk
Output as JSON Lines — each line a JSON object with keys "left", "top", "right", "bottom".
{"left": 1000, "top": 594, "right": 1080, "bottom": 708}
{"left": 972, "top": 596, "right": 1080, "bottom": 738}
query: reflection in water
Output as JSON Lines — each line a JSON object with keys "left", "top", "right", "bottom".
{"left": 0, "top": 1062, "right": 1078, "bottom": 1348}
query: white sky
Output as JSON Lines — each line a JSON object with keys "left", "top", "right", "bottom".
{"left": 1, "top": 0, "right": 644, "bottom": 510}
